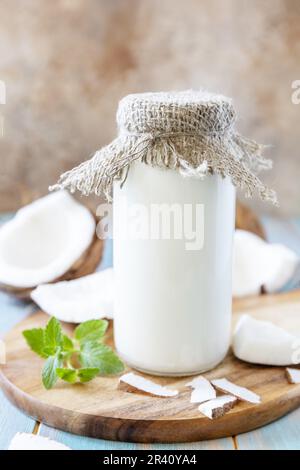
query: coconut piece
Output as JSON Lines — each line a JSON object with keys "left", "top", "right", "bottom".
{"left": 233, "top": 314, "right": 300, "bottom": 366}
{"left": 211, "top": 378, "right": 260, "bottom": 404}
{"left": 233, "top": 230, "right": 298, "bottom": 297}
{"left": 8, "top": 432, "right": 70, "bottom": 450}
{"left": 186, "top": 376, "right": 216, "bottom": 403}
{"left": 31, "top": 268, "right": 113, "bottom": 323}
{"left": 0, "top": 339, "right": 6, "bottom": 364}
{"left": 286, "top": 368, "right": 300, "bottom": 384}
{"left": 0, "top": 191, "right": 103, "bottom": 299}
{"left": 198, "top": 395, "right": 237, "bottom": 420}
{"left": 119, "top": 372, "right": 178, "bottom": 398}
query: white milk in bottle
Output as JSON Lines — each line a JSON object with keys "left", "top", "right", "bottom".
{"left": 113, "top": 162, "right": 235, "bottom": 375}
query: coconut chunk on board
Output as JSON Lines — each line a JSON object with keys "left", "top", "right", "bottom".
{"left": 211, "top": 378, "right": 261, "bottom": 404}
{"left": 286, "top": 368, "right": 300, "bottom": 384}
{"left": 186, "top": 376, "right": 216, "bottom": 403}
{"left": 232, "top": 314, "right": 299, "bottom": 366}
{"left": 31, "top": 268, "right": 114, "bottom": 323}
{"left": 119, "top": 372, "right": 178, "bottom": 397}
{"left": 8, "top": 433, "right": 70, "bottom": 450}
{"left": 198, "top": 395, "right": 237, "bottom": 419}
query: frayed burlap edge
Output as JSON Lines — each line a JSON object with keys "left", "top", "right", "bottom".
{"left": 50, "top": 131, "right": 277, "bottom": 205}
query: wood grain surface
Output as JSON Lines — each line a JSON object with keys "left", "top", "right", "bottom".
{"left": 1, "top": 291, "right": 300, "bottom": 443}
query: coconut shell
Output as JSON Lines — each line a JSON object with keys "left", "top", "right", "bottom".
{"left": 236, "top": 201, "right": 265, "bottom": 240}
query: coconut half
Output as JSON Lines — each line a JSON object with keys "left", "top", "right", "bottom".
{"left": 233, "top": 230, "right": 299, "bottom": 297}
{"left": 233, "top": 314, "right": 300, "bottom": 366}
{"left": 0, "top": 191, "right": 103, "bottom": 299}
{"left": 31, "top": 268, "right": 113, "bottom": 323}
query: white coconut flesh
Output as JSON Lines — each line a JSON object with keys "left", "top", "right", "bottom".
{"left": 233, "top": 230, "right": 299, "bottom": 297}
{"left": 119, "top": 372, "right": 178, "bottom": 397}
{"left": 198, "top": 395, "right": 237, "bottom": 419}
{"left": 233, "top": 314, "right": 300, "bottom": 366}
{"left": 186, "top": 376, "right": 216, "bottom": 404}
{"left": 211, "top": 378, "right": 261, "bottom": 404}
{"left": 0, "top": 191, "right": 95, "bottom": 288}
{"left": 8, "top": 432, "right": 71, "bottom": 450}
{"left": 31, "top": 268, "right": 114, "bottom": 323}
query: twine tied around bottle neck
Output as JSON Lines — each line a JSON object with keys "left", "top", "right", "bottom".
{"left": 50, "top": 90, "right": 277, "bottom": 204}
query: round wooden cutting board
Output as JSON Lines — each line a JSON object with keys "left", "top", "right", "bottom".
{"left": 1, "top": 291, "right": 300, "bottom": 443}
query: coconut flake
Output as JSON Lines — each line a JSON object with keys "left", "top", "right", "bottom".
{"left": 233, "top": 314, "right": 299, "bottom": 366}
{"left": 233, "top": 230, "right": 299, "bottom": 297}
{"left": 31, "top": 268, "right": 113, "bottom": 323}
{"left": 198, "top": 395, "right": 237, "bottom": 419}
{"left": 286, "top": 368, "right": 300, "bottom": 384}
{"left": 0, "top": 191, "right": 96, "bottom": 288}
{"left": 8, "top": 433, "right": 70, "bottom": 450}
{"left": 211, "top": 378, "right": 260, "bottom": 404}
{"left": 119, "top": 372, "right": 178, "bottom": 397}
{"left": 186, "top": 376, "right": 216, "bottom": 403}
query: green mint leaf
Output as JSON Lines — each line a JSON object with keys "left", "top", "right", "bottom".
{"left": 62, "top": 334, "right": 74, "bottom": 352}
{"left": 42, "top": 354, "right": 62, "bottom": 389}
{"left": 78, "top": 368, "right": 100, "bottom": 383}
{"left": 79, "top": 342, "right": 124, "bottom": 375}
{"left": 74, "top": 319, "right": 108, "bottom": 344}
{"left": 44, "top": 317, "right": 62, "bottom": 355}
{"left": 22, "top": 328, "right": 47, "bottom": 358}
{"left": 56, "top": 368, "right": 78, "bottom": 384}
{"left": 23, "top": 316, "right": 121, "bottom": 389}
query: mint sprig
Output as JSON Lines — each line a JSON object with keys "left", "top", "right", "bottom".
{"left": 23, "top": 317, "right": 124, "bottom": 389}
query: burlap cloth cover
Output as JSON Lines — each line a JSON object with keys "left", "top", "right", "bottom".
{"left": 51, "top": 90, "right": 277, "bottom": 203}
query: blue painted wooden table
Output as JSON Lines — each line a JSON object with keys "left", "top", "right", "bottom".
{"left": 1, "top": 214, "right": 300, "bottom": 450}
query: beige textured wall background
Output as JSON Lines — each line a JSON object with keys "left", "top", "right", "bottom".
{"left": 0, "top": 0, "right": 299, "bottom": 214}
